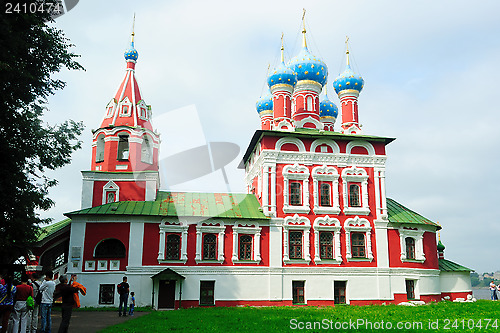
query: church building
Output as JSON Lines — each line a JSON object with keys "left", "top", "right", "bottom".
{"left": 34, "top": 18, "right": 472, "bottom": 308}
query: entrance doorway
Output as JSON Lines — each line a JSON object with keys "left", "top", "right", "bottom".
{"left": 158, "top": 280, "right": 176, "bottom": 309}
{"left": 334, "top": 281, "right": 347, "bottom": 304}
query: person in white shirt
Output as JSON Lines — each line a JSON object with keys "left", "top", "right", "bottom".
{"left": 39, "top": 272, "right": 56, "bottom": 333}
{"left": 29, "top": 273, "right": 43, "bottom": 333}
{"left": 490, "top": 281, "right": 497, "bottom": 300}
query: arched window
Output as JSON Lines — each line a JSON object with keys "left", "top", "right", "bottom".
{"left": 405, "top": 237, "right": 416, "bottom": 260}
{"left": 141, "top": 136, "right": 153, "bottom": 164}
{"left": 320, "top": 183, "right": 331, "bottom": 207}
{"left": 94, "top": 239, "right": 126, "bottom": 258}
{"left": 306, "top": 96, "right": 313, "bottom": 111}
{"left": 349, "top": 184, "right": 361, "bottom": 207}
{"left": 351, "top": 233, "right": 365, "bottom": 258}
{"left": 290, "top": 182, "right": 302, "bottom": 206}
{"left": 289, "top": 231, "right": 303, "bottom": 259}
{"left": 203, "top": 234, "right": 217, "bottom": 260}
{"left": 319, "top": 232, "right": 334, "bottom": 259}
{"left": 117, "top": 134, "right": 129, "bottom": 160}
{"left": 239, "top": 235, "right": 253, "bottom": 260}
{"left": 96, "top": 135, "right": 105, "bottom": 163}
{"left": 165, "top": 234, "right": 180, "bottom": 260}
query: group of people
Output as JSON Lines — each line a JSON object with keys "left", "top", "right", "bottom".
{"left": 117, "top": 277, "right": 135, "bottom": 317}
{"left": 490, "top": 280, "right": 500, "bottom": 300}
{"left": 0, "top": 271, "right": 86, "bottom": 333}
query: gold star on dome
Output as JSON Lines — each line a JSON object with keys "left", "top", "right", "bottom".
{"left": 311, "top": 64, "right": 315, "bottom": 68}
{"left": 305, "top": 71, "right": 309, "bottom": 74}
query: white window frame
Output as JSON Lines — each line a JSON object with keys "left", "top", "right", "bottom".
{"left": 342, "top": 166, "right": 370, "bottom": 215}
{"left": 232, "top": 223, "right": 261, "bottom": 264}
{"left": 110, "top": 260, "right": 120, "bottom": 271}
{"left": 344, "top": 217, "right": 373, "bottom": 262}
{"left": 195, "top": 221, "right": 225, "bottom": 263}
{"left": 283, "top": 214, "right": 311, "bottom": 264}
{"left": 96, "top": 134, "right": 105, "bottom": 163}
{"left": 313, "top": 216, "right": 342, "bottom": 264}
{"left": 102, "top": 181, "right": 119, "bottom": 205}
{"left": 158, "top": 220, "right": 188, "bottom": 263}
{"left": 105, "top": 99, "right": 116, "bottom": 118}
{"left": 283, "top": 164, "right": 310, "bottom": 214}
{"left": 97, "top": 260, "right": 108, "bottom": 271}
{"left": 119, "top": 97, "right": 132, "bottom": 117}
{"left": 312, "top": 165, "right": 340, "bottom": 214}
{"left": 85, "top": 260, "right": 95, "bottom": 271}
{"left": 398, "top": 226, "right": 426, "bottom": 263}
{"left": 137, "top": 100, "right": 149, "bottom": 120}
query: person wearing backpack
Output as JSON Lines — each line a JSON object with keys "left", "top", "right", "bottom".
{"left": 12, "top": 274, "right": 33, "bottom": 333}
{"left": 29, "top": 273, "right": 42, "bottom": 333}
{"left": 117, "top": 276, "right": 129, "bottom": 317}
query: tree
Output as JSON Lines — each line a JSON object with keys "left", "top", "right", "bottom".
{"left": 0, "top": 4, "right": 84, "bottom": 264}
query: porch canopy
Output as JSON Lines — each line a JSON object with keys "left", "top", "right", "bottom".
{"left": 150, "top": 268, "right": 185, "bottom": 309}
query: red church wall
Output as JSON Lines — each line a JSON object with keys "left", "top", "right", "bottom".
{"left": 83, "top": 222, "right": 130, "bottom": 270}
{"left": 142, "top": 223, "right": 270, "bottom": 267}
{"left": 387, "top": 229, "right": 439, "bottom": 269}
{"left": 92, "top": 181, "right": 146, "bottom": 207}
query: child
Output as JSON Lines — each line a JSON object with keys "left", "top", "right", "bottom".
{"left": 128, "top": 292, "right": 135, "bottom": 316}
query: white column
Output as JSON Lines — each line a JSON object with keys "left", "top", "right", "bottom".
{"left": 255, "top": 231, "right": 261, "bottom": 261}
{"left": 157, "top": 226, "right": 165, "bottom": 261}
{"left": 262, "top": 165, "right": 269, "bottom": 215}
{"left": 181, "top": 228, "right": 188, "bottom": 261}
{"left": 380, "top": 170, "right": 387, "bottom": 217}
{"left": 270, "top": 165, "right": 276, "bottom": 217}
{"left": 232, "top": 230, "right": 239, "bottom": 261}
{"left": 217, "top": 229, "right": 225, "bottom": 261}
{"left": 128, "top": 222, "right": 144, "bottom": 266}
{"left": 374, "top": 169, "right": 381, "bottom": 219}
{"left": 195, "top": 228, "right": 202, "bottom": 261}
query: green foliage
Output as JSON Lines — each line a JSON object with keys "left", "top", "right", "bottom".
{"left": 101, "top": 301, "right": 500, "bottom": 333}
{"left": 0, "top": 2, "right": 84, "bottom": 263}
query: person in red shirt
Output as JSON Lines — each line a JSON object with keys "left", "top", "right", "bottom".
{"left": 12, "top": 275, "right": 33, "bottom": 333}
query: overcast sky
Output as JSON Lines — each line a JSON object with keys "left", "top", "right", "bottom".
{"left": 40, "top": 0, "right": 500, "bottom": 274}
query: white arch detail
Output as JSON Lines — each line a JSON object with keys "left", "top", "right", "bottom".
{"left": 346, "top": 140, "right": 375, "bottom": 156}
{"left": 275, "top": 137, "right": 306, "bottom": 152}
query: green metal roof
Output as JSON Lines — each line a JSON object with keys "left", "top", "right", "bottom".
{"left": 387, "top": 198, "right": 440, "bottom": 228}
{"left": 65, "top": 192, "right": 268, "bottom": 220}
{"left": 439, "top": 258, "right": 472, "bottom": 272}
{"left": 36, "top": 218, "right": 71, "bottom": 242}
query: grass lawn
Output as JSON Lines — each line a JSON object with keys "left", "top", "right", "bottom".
{"left": 100, "top": 300, "right": 500, "bottom": 332}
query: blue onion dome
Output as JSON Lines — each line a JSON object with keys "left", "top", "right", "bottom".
{"left": 319, "top": 95, "right": 338, "bottom": 119}
{"left": 124, "top": 41, "right": 139, "bottom": 61}
{"left": 333, "top": 64, "right": 364, "bottom": 94}
{"left": 268, "top": 62, "right": 297, "bottom": 88}
{"left": 256, "top": 91, "right": 273, "bottom": 114}
{"left": 288, "top": 47, "right": 328, "bottom": 86}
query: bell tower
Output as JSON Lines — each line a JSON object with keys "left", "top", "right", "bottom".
{"left": 81, "top": 23, "right": 160, "bottom": 209}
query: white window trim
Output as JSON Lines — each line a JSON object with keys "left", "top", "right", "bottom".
{"left": 158, "top": 220, "right": 188, "bottom": 263}
{"left": 85, "top": 260, "right": 95, "bottom": 271}
{"left": 137, "top": 100, "right": 149, "bottom": 120}
{"left": 345, "top": 140, "right": 375, "bottom": 156}
{"left": 399, "top": 226, "right": 426, "bottom": 263}
{"left": 102, "top": 181, "right": 119, "bottom": 205}
{"left": 313, "top": 216, "right": 342, "bottom": 264}
{"left": 141, "top": 135, "right": 154, "bottom": 164}
{"left": 232, "top": 223, "right": 261, "bottom": 264}
{"left": 312, "top": 165, "right": 340, "bottom": 214}
{"left": 344, "top": 216, "right": 373, "bottom": 262}
{"left": 275, "top": 137, "right": 306, "bottom": 152}
{"left": 105, "top": 99, "right": 116, "bottom": 118}
{"left": 283, "top": 214, "right": 311, "bottom": 264}
{"left": 195, "top": 222, "right": 225, "bottom": 263}
{"left": 310, "top": 139, "right": 340, "bottom": 154}
{"left": 283, "top": 164, "right": 310, "bottom": 214}
{"left": 342, "top": 166, "right": 370, "bottom": 215}
{"left": 119, "top": 97, "right": 132, "bottom": 117}
{"left": 97, "top": 260, "right": 108, "bottom": 271}
{"left": 109, "top": 260, "right": 120, "bottom": 271}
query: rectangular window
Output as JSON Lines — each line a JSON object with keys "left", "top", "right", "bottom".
{"left": 290, "top": 182, "right": 302, "bottom": 206}
{"left": 200, "top": 281, "right": 215, "bottom": 306}
{"left": 348, "top": 183, "right": 361, "bottom": 207}
{"left": 99, "top": 284, "right": 115, "bottom": 304}
{"left": 239, "top": 235, "right": 253, "bottom": 260}
{"left": 106, "top": 191, "right": 116, "bottom": 204}
{"left": 406, "top": 280, "right": 416, "bottom": 300}
{"left": 405, "top": 237, "right": 416, "bottom": 260}
{"left": 351, "top": 232, "right": 366, "bottom": 258}
{"left": 320, "top": 183, "right": 331, "bottom": 207}
{"left": 334, "top": 281, "right": 347, "bottom": 304}
{"left": 292, "top": 281, "right": 305, "bottom": 304}
{"left": 165, "top": 234, "right": 181, "bottom": 260}
{"left": 117, "top": 135, "right": 129, "bottom": 160}
{"left": 289, "top": 231, "right": 303, "bottom": 259}
{"left": 319, "top": 232, "right": 334, "bottom": 259}
{"left": 202, "top": 234, "right": 217, "bottom": 260}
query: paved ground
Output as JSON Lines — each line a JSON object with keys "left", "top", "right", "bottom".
{"left": 48, "top": 310, "right": 149, "bottom": 333}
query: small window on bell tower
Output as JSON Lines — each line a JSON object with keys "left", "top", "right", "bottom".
{"left": 106, "top": 191, "right": 116, "bottom": 204}
{"left": 96, "top": 134, "right": 105, "bottom": 163}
